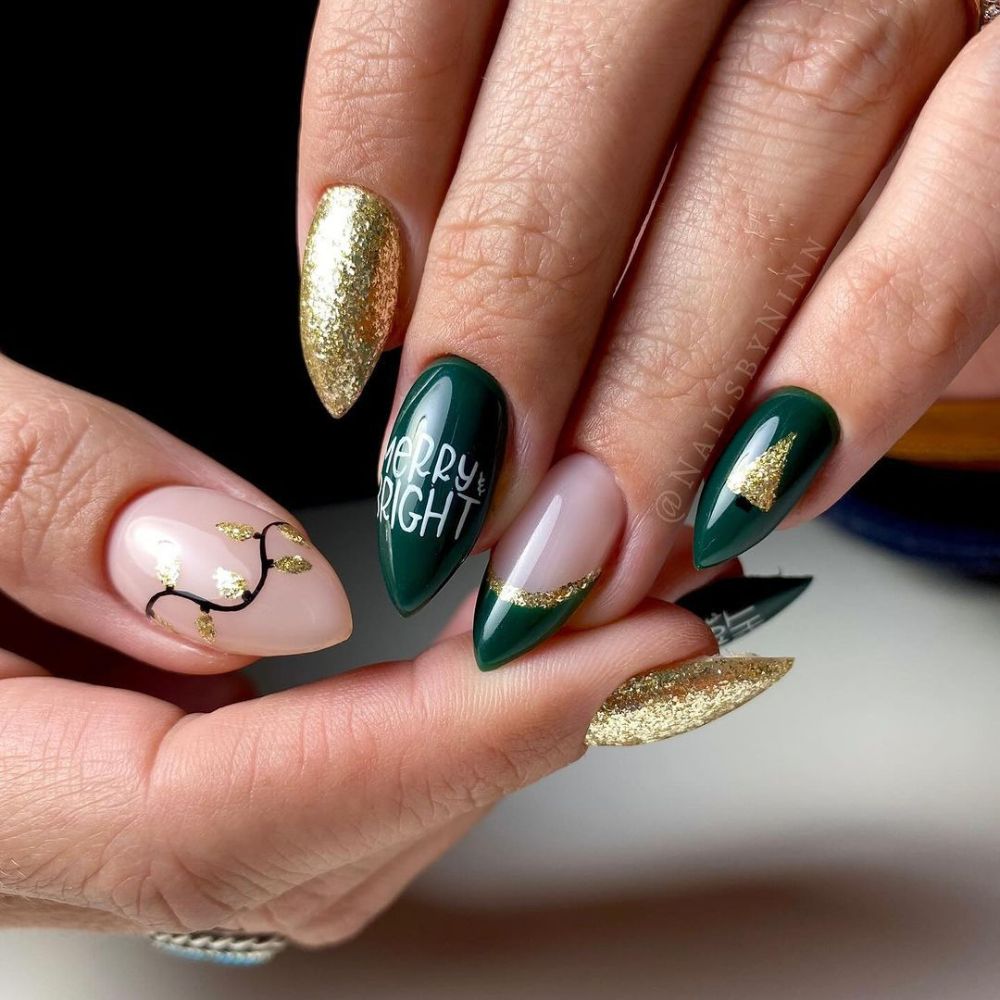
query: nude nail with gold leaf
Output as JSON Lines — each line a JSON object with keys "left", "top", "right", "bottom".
{"left": 300, "top": 185, "right": 401, "bottom": 418}
{"left": 585, "top": 655, "right": 794, "bottom": 746}
{"left": 107, "top": 486, "right": 352, "bottom": 655}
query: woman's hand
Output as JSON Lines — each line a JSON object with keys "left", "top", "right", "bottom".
{"left": 296, "top": 1, "right": 999, "bottom": 666}
{"left": 0, "top": 358, "right": 750, "bottom": 946}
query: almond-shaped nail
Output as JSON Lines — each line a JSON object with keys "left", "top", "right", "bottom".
{"left": 107, "top": 486, "right": 352, "bottom": 655}
{"left": 474, "top": 454, "right": 625, "bottom": 670}
{"left": 585, "top": 655, "right": 794, "bottom": 746}
{"left": 300, "top": 185, "right": 401, "bottom": 418}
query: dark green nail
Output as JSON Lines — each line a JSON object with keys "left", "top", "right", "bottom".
{"left": 473, "top": 567, "right": 598, "bottom": 672}
{"left": 676, "top": 575, "right": 812, "bottom": 645}
{"left": 693, "top": 388, "right": 839, "bottom": 568}
{"left": 378, "top": 356, "right": 507, "bottom": 615}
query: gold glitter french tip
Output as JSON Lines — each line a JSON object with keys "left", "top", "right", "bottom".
{"left": 584, "top": 655, "right": 794, "bottom": 747}
{"left": 300, "top": 185, "right": 402, "bottom": 418}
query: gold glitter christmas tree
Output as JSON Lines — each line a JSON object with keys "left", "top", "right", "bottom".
{"left": 726, "top": 432, "right": 797, "bottom": 512}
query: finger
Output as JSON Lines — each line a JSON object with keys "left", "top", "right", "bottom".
{"left": 298, "top": 0, "right": 504, "bottom": 416}
{"left": 646, "top": 528, "right": 743, "bottom": 603}
{"left": 560, "top": 0, "right": 969, "bottom": 621}
{"left": 377, "top": 0, "right": 732, "bottom": 613}
{"left": 0, "top": 604, "right": 732, "bottom": 931}
{"left": 0, "top": 594, "right": 254, "bottom": 710}
{"left": 0, "top": 359, "right": 351, "bottom": 671}
{"left": 0, "top": 647, "right": 47, "bottom": 680}
{"left": 693, "top": 23, "right": 999, "bottom": 563}
{"left": 266, "top": 808, "right": 487, "bottom": 947}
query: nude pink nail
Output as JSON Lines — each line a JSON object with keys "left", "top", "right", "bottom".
{"left": 107, "top": 486, "right": 352, "bottom": 656}
{"left": 473, "top": 453, "right": 625, "bottom": 669}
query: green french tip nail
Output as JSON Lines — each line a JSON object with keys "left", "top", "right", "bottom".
{"left": 377, "top": 357, "right": 507, "bottom": 616}
{"left": 693, "top": 388, "right": 840, "bottom": 568}
{"left": 473, "top": 566, "right": 599, "bottom": 671}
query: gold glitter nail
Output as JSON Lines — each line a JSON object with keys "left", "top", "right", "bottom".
{"left": 278, "top": 523, "right": 309, "bottom": 546}
{"left": 585, "top": 655, "right": 794, "bottom": 747}
{"left": 213, "top": 567, "right": 249, "bottom": 599}
{"left": 726, "top": 433, "right": 796, "bottom": 512}
{"left": 273, "top": 554, "right": 312, "bottom": 574}
{"left": 195, "top": 613, "right": 217, "bottom": 644}
{"left": 300, "top": 185, "right": 401, "bottom": 418}
{"left": 486, "top": 566, "right": 600, "bottom": 609}
{"left": 216, "top": 521, "right": 256, "bottom": 542}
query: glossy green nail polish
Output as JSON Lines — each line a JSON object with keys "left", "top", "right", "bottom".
{"left": 676, "top": 575, "right": 812, "bottom": 645}
{"left": 473, "top": 567, "right": 597, "bottom": 672}
{"left": 693, "top": 388, "right": 839, "bottom": 568}
{"left": 378, "top": 357, "right": 507, "bottom": 615}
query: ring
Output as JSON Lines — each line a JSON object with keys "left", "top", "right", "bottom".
{"left": 148, "top": 929, "right": 288, "bottom": 965}
{"left": 969, "top": 1, "right": 999, "bottom": 28}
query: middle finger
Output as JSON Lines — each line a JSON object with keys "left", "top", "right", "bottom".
{"left": 378, "top": 0, "right": 731, "bottom": 614}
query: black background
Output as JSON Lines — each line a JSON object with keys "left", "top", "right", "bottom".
{"left": 3, "top": 1, "right": 393, "bottom": 508}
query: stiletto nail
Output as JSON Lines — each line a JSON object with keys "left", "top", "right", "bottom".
{"left": 300, "top": 185, "right": 401, "bottom": 418}
{"left": 378, "top": 357, "right": 507, "bottom": 615}
{"left": 693, "top": 388, "right": 840, "bottom": 568}
{"left": 585, "top": 655, "right": 794, "bottom": 747}
{"left": 107, "top": 486, "right": 352, "bottom": 655}
{"left": 677, "top": 575, "right": 812, "bottom": 646}
{"left": 473, "top": 454, "right": 624, "bottom": 670}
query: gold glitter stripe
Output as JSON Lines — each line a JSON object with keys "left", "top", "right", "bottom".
{"left": 585, "top": 655, "right": 793, "bottom": 747}
{"left": 486, "top": 566, "right": 600, "bottom": 609}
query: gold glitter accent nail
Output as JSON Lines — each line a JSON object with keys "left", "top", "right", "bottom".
{"left": 273, "top": 555, "right": 312, "bottom": 574}
{"left": 216, "top": 521, "right": 256, "bottom": 542}
{"left": 154, "top": 540, "right": 182, "bottom": 588}
{"left": 213, "top": 567, "right": 249, "bottom": 599}
{"left": 585, "top": 655, "right": 794, "bottom": 747}
{"left": 486, "top": 566, "right": 600, "bottom": 609}
{"left": 195, "top": 613, "right": 216, "bottom": 644}
{"left": 278, "top": 523, "right": 308, "bottom": 546}
{"left": 300, "top": 185, "right": 401, "bottom": 418}
{"left": 726, "top": 432, "right": 797, "bottom": 512}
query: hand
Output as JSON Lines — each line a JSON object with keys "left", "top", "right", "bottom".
{"left": 297, "top": 1, "right": 999, "bottom": 666}
{"left": 1, "top": 358, "right": 748, "bottom": 945}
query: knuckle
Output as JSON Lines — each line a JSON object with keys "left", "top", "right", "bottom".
{"left": 431, "top": 176, "right": 609, "bottom": 320}
{"left": 0, "top": 392, "right": 104, "bottom": 583}
{"left": 836, "top": 245, "right": 959, "bottom": 361}
{"left": 723, "top": 0, "right": 926, "bottom": 118}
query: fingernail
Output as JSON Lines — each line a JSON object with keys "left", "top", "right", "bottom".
{"left": 107, "top": 486, "right": 352, "bottom": 655}
{"left": 300, "top": 185, "right": 401, "bottom": 418}
{"left": 473, "top": 454, "right": 624, "bottom": 670}
{"left": 585, "top": 655, "right": 794, "bottom": 747}
{"left": 378, "top": 357, "right": 508, "bottom": 615}
{"left": 677, "top": 576, "right": 812, "bottom": 646}
{"left": 693, "top": 388, "right": 840, "bottom": 568}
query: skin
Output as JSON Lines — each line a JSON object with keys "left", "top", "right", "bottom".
{"left": 2, "top": 0, "right": 997, "bottom": 946}
{"left": 0, "top": 360, "right": 726, "bottom": 941}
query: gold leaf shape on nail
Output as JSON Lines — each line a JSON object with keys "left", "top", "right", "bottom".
{"left": 195, "top": 613, "right": 216, "bottom": 644}
{"left": 486, "top": 567, "right": 600, "bottom": 609}
{"left": 154, "top": 539, "right": 182, "bottom": 588}
{"left": 726, "top": 432, "right": 797, "bottom": 512}
{"left": 585, "top": 655, "right": 794, "bottom": 747}
{"left": 151, "top": 610, "right": 176, "bottom": 633}
{"left": 273, "top": 554, "right": 312, "bottom": 574}
{"left": 216, "top": 521, "right": 257, "bottom": 542}
{"left": 278, "top": 523, "right": 309, "bottom": 546}
{"left": 213, "top": 567, "right": 249, "bottom": 599}
{"left": 300, "top": 185, "right": 402, "bottom": 418}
